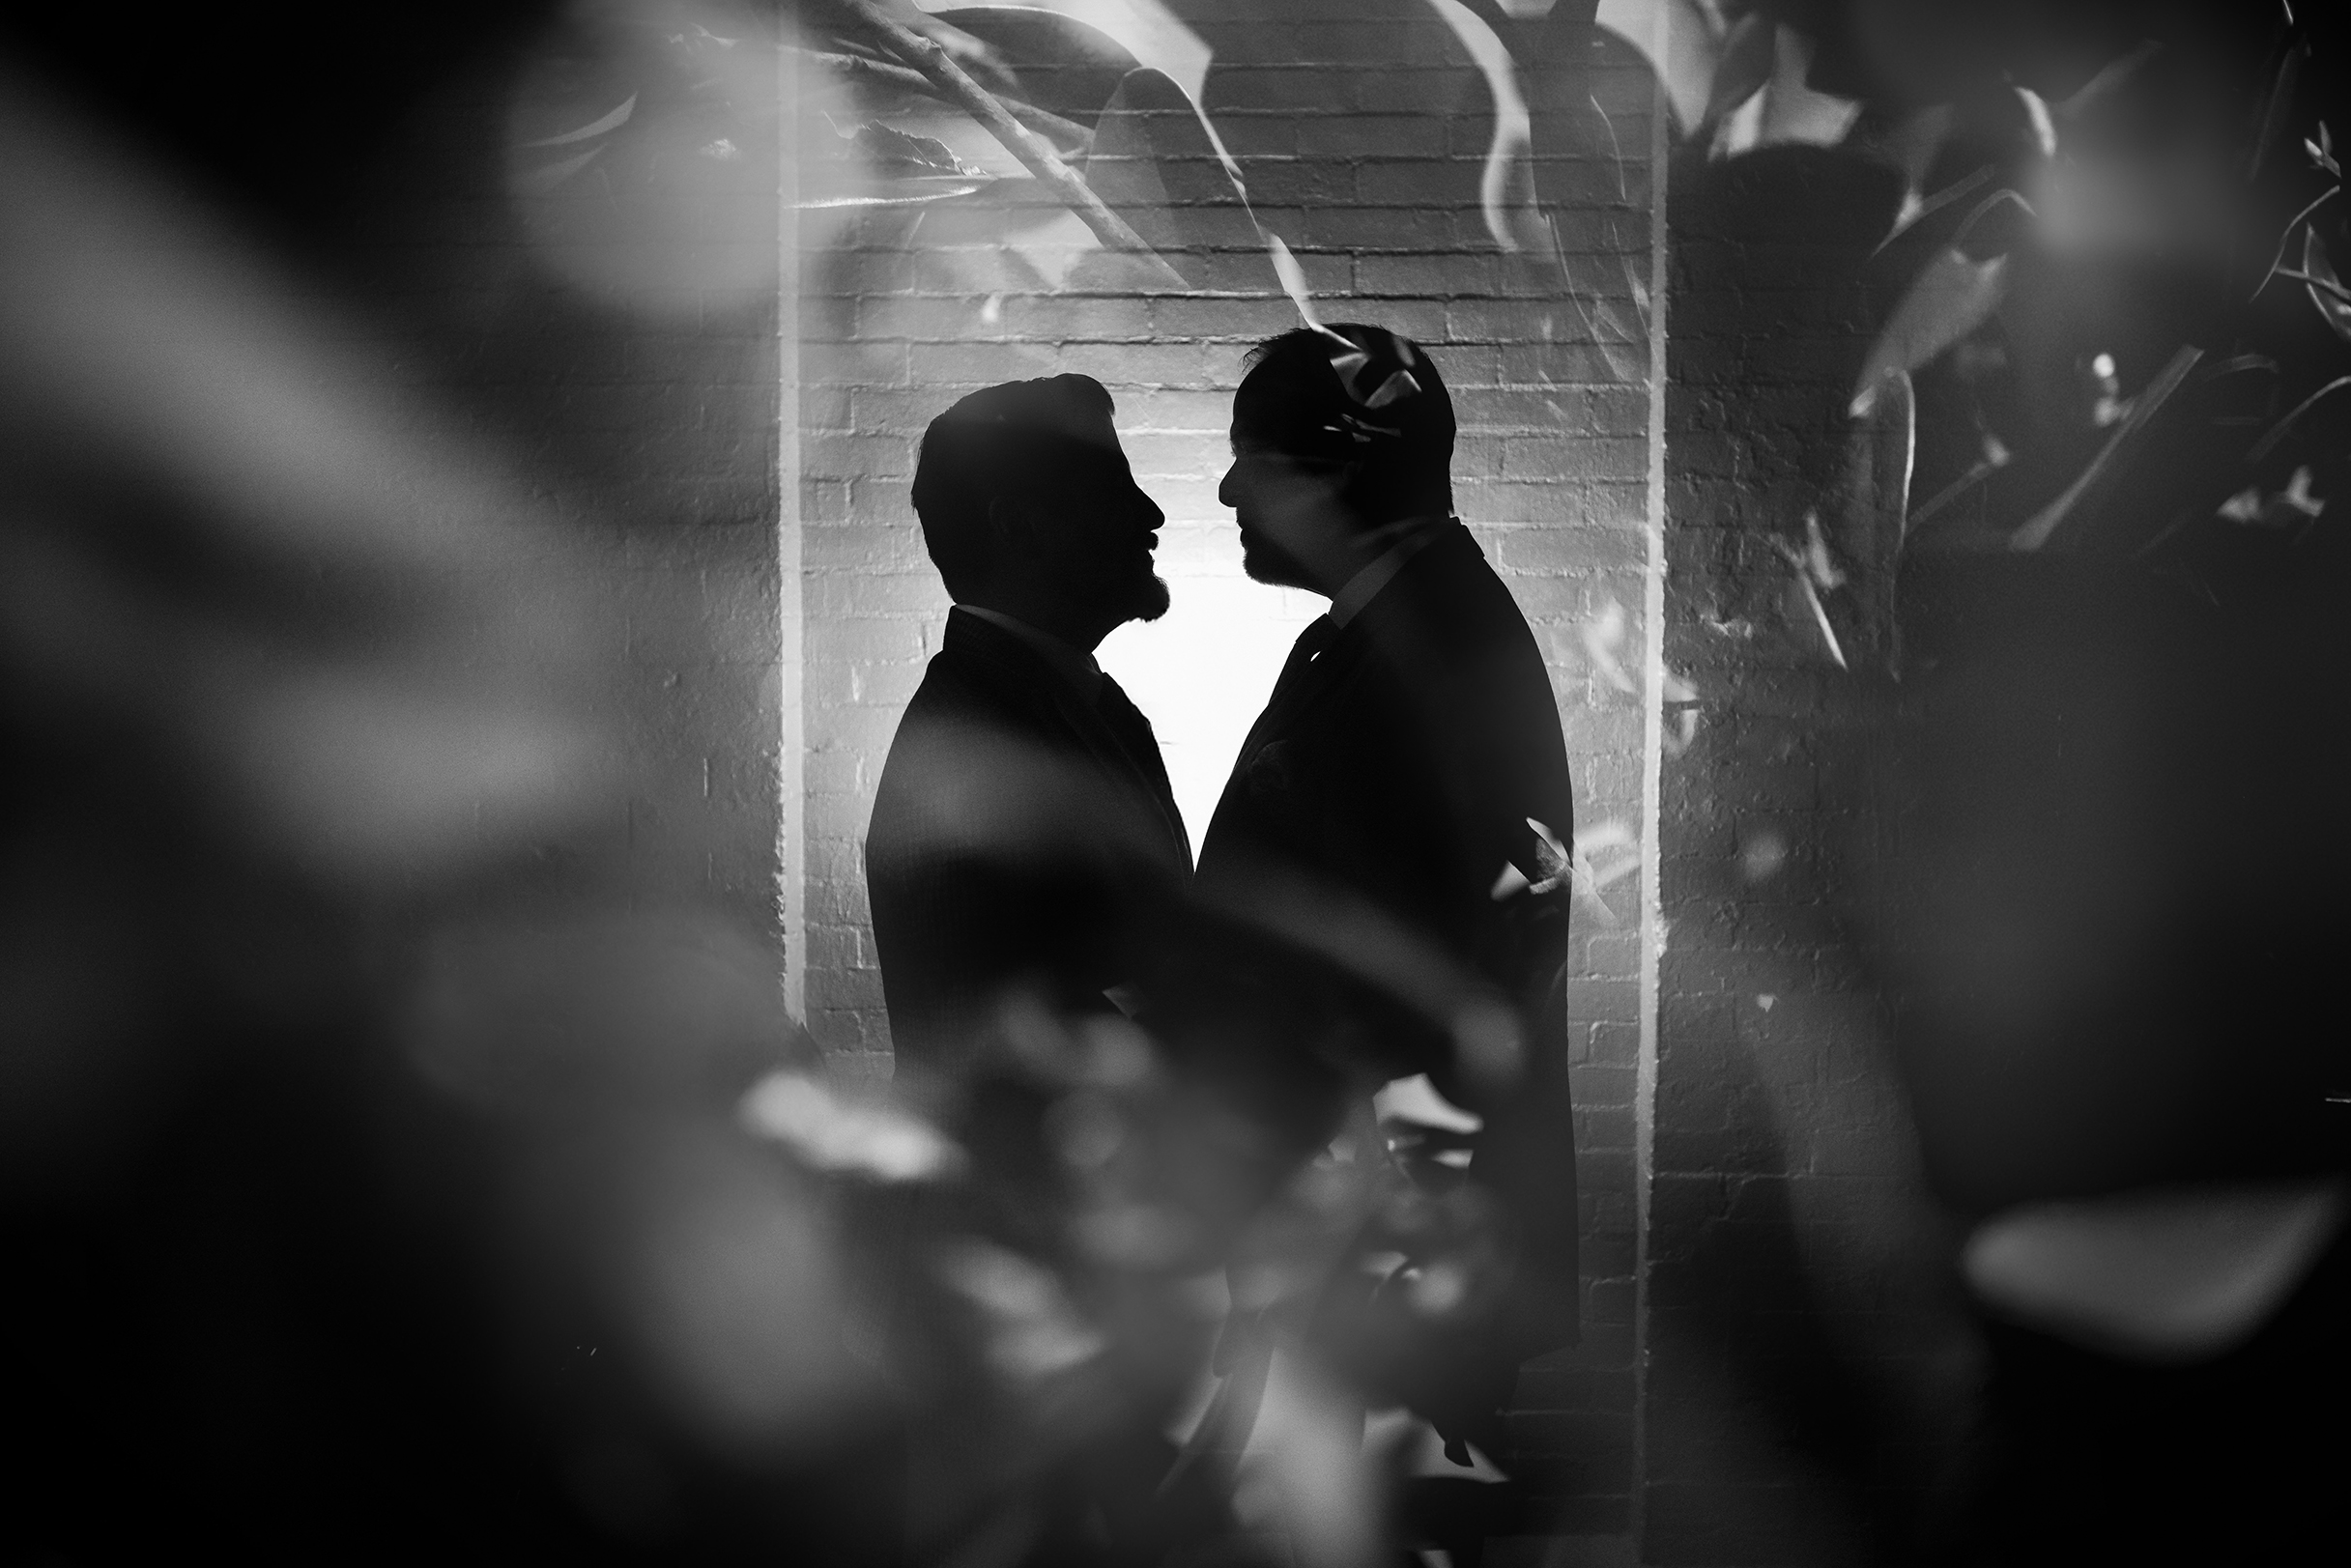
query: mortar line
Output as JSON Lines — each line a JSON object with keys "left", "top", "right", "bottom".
{"left": 1632, "top": 24, "right": 1673, "bottom": 1561}
{"left": 776, "top": 33, "right": 809, "bottom": 1025}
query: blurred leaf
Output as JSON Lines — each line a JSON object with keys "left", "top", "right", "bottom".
{"left": 1422, "top": 0, "right": 1542, "bottom": 252}
{"left": 929, "top": 3, "right": 1133, "bottom": 120}
{"left": 846, "top": 0, "right": 1022, "bottom": 94}
{"left": 516, "top": 90, "right": 636, "bottom": 148}
{"left": 944, "top": 0, "right": 1214, "bottom": 109}
{"left": 1578, "top": 598, "right": 1639, "bottom": 695}
{"left": 2012, "top": 345, "right": 2202, "bottom": 552}
{"left": 1954, "top": 187, "right": 2034, "bottom": 261}
{"left": 1594, "top": 0, "right": 1723, "bottom": 135}
{"left": 799, "top": 112, "right": 996, "bottom": 207}
{"left": 511, "top": 144, "right": 604, "bottom": 195}
{"left": 2217, "top": 465, "right": 2325, "bottom": 528}
{"left": 1963, "top": 1179, "right": 2351, "bottom": 1362}
{"left": 0, "top": 83, "right": 622, "bottom": 880}
{"left": 1081, "top": 67, "right": 1249, "bottom": 281}
{"left": 1235, "top": 1348, "right": 1383, "bottom": 1568}
{"left": 850, "top": 118, "right": 987, "bottom": 175}
{"left": 2054, "top": 39, "right": 2162, "bottom": 124}
{"left": 1852, "top": 248, "right": 2007, "bottom": 417}
{"left": 1867, "top": 106, "right": 1964, "bottom": 248}
{"left": 2247, "top": 37, "right": 2308, "bottom": 182}
{"left": 741, "top": 1070, "right": 962, "bottom": 1181}
{"left": 1698, "top": 12, "right": 1773, "bottom": 145}
{"left": 1801, "top": 508, "right": 1847, "bottom": 590}
{"left": 1268, "top": 232, "right": 1348, "bottom": 342}
{"left": 1712, "top": 25, "right": 1861, "bottom": 161}
{"left": 935, "top": 1240, "right": 1106, "bottom": 1380}
{"left": 1373, "top": 1073, "right": 1482, "bottom": 1135}
{"left": 1525, "top": 815, "right": 1570, "bottom": 893}
{"left": 1772, "top": 533, "right": 1848, "bottom": 670}
{"left": 2301, "top": 227, "right": 2351, "bottom": 342}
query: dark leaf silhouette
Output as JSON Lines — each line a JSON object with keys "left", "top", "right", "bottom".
{"left": 2247, "top": 36, "right": 2309, "bottom": 182}
{"left": 2249, "top": 374, "right": 2351, "bottom": 468}
{"left": 2012, "top": 345, "right": 2203, "bottom": 551}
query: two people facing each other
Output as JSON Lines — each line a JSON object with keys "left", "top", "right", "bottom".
{"left": 863, "top": 326, "right": 1581, "bottom": 1549}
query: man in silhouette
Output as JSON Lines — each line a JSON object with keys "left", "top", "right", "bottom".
{"left": 1197, "top": 325, "right": 1581, "bottom": 1472}
{"left": 865, "top": 373, "right": 1190, "bottom": 1077}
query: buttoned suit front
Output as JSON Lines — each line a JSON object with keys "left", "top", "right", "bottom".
{"left": 1196, "top": 519, "right": 1582, "bottom": 1391}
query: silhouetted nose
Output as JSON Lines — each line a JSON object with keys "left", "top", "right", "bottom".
{"left": 1217, "top": 463, "right": 1239, "bottom": 508}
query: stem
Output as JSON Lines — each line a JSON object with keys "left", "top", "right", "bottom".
{"left": 794, "top": 47, "right": 1093, "bottom": 153}
{"left": 2275, "top": 265, "right": 2351, "bottom": 305}
{"left": 2251, "top": 185, "right": 2339, "bottom": 301}
{"left": 2249, "top": 374, "right": 2351, "bottom": 465}
{"left": 824, "top": 0, "right": 1187, "bottom": 285}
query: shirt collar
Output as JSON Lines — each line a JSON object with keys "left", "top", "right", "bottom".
{"left": 959, "top": 605, "right": 1104, "bottom": 700}
{"left": 1328, "top": 514, "right": 1451, "bottom": 628}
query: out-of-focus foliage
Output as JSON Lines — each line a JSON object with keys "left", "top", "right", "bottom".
{"left": 1650, "top": 0, "right": 2351, "bottom": 1267}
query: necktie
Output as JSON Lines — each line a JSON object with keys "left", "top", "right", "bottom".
{"left": 1095, "top": 673, "right": 1190, "bottom": 865}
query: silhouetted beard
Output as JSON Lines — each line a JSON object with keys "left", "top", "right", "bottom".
{"left": 1239, "top": 526, "right": 1315, "bottom": 590}
{"left": 1074, "top": 554, "right": 1169, "bottom": 626}
{"left": 1131, "top": 570, "right": 1171, "bottom": 623}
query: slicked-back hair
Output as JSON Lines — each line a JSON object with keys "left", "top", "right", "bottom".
{"left": 1234, "top": 324, "right": 1456, "bottom": 526}
{"left": 911, "top": 374, "right": 1131, "bottom": 601}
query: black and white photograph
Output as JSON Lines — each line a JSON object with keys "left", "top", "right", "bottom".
{"left": 5, "top": 2, "right": 2345, "bottom": 1563}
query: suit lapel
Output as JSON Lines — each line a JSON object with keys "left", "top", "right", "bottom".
{"left": 1236, "top": 614, "right": 1370, "bottom": 764}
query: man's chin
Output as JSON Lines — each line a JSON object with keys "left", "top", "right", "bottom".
{"left": 1131, "top": 572, "right": 1171, "bottom": 624}
{"left": 1240, "top": 536, "right": 1313, "bottom": 590}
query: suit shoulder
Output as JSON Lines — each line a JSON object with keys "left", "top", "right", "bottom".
{"left": 1385, "top": 533, "right": 1548, "bottom": 666}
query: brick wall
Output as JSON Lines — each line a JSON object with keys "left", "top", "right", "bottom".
{"left": 795, "top": 1, "right": 1656, "bottom": 1545}
{"left": 1653, "top": 144, "right": 1982, "bottom": 1564}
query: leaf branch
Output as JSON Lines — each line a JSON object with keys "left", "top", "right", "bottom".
{"left": 822, "top": 0, "right": 1186, "bottom": 286}
{"left": 794, "top": 47, "right": 1093, "bottom": 154}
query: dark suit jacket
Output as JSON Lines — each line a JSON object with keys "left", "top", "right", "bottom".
{"left": 866, "top": 608, "right": 1191, "bottom": 1073}
{"left": 1196, "top": 521, "right": 1581, "bottom": 1356}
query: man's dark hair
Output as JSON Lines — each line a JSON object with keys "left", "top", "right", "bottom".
{"left": 1234, "top": 324, "right": 1456, "bottom": 525}
{"left": 911, "top": 374, "right": 1134, "bottom": 601}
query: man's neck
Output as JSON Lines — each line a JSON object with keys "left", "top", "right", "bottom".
{"left": 960, "top": 585, "right": 1114, "bottom": 653}
{"left": 1327, "top": 513, "right": 1450, "bottom": 625}
{"left": 958, "top": 604, "right": 1104, "bottom": 698}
